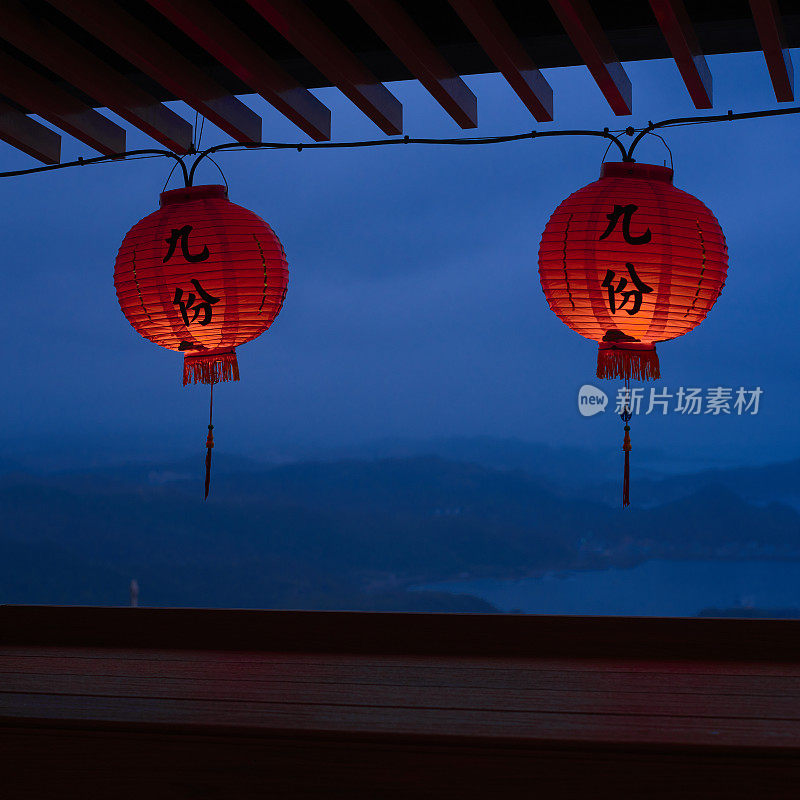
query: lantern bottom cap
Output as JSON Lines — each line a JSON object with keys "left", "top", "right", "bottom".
{"left": 597, "top": 342, "right": 660, "bottom": 381}
{"left": 183, "top": 348, "right": 240, "bottom": 386}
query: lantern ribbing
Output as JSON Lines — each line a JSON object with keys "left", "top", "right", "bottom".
{"left": 538, "top": 161, "right": 728, "bottom": 380}
{"left": 538, "top": 161, "right": 729, "bottom": 506}
{"left": 114, "top": 184, "right": 288, "bottom": 385}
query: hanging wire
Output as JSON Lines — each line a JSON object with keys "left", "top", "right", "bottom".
{"left": 0, "top": 149, "right": 189, "bottom": 185}
{"left": 161, "top": 160, "right": 180, "bottom": 192}
{"left": 203, "top": 155, "right": 229, "bottom": 190}
{"left": 627, "top": 130, "right": 674, "bottom": 169}
{"left": 185, "top": 128, "right": 629, "bottom": 183}
{"left": 648, "top": 132, "right": 674, "bottom": 170}
{"left": 1, "top": 103, "right": 799, "bottom": 185}
{"left": 624, "top": 104, "right": 800, "bottom": 161}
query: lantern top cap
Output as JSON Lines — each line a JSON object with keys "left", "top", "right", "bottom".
{"left": 600, "top": 162, "right": 674, "bottom": 183}
{"left": 159, "top": 184, "right": 228, "bottom": 207}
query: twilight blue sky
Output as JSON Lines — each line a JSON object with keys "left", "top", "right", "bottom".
{"left": 1, "top": 51, "right": 799, "bottom": 469}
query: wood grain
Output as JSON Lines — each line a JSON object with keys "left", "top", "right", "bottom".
{"left": 3, "top": 606, "right": 800, "bottom": 797}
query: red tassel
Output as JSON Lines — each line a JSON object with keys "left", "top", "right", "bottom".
{"left": 183, "top": 349, "right": 240, "bottom": 386}
{"left": 204, "top": 382, "right": 215, "bottom": 500}
{"left": 622, "top": 422, "right": 631, "bottom": 508}
{"left": 597, "top": 343, "right": 660, "bottom": 381}
{"left": 204, "top": 426, "right": 213, "bottom": 500}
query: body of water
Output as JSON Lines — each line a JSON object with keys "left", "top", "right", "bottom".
{"left": 415, "top": 560, "right": 800, "bottom": 616}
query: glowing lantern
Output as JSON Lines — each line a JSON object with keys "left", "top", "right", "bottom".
{"left": 114, "top": 184, "right": 289, "bottom": 495}
{"left": 539, "top": 161, "right": 727, "bottom": 379}
{"left": 114, "top": 184, "right": 288, "bottom": 385}
{"left": 538, "top": 162, "right": 728, "bottom": 504}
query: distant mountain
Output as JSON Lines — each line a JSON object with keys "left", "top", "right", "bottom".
{"left": 608, "top": 486, "right": 800, "bottom": 560}
{"left": 0, "top": 432, "right": 700, "bottom": 485}
{"left": 5, "top": 431, "right": 790, "bottom": 500}
{"left": 0, "top": 456, "right": 596, "bottom": 608}
{"left": 290, "top": 436, "right": 669, "bottom": 497}
{"left": 611, "top": 458, "right": 800, "bottom": 509}
{"left": 2, "top": 453, "right": 800, "bottom": 610}
{"left": 227, "top": 435, "right": 799, "bottom": 507}
{"left": 661, "top": 459, "right": 800, "bottom": 506}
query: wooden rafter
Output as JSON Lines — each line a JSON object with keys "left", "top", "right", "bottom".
{"left": 447, "top": 0, "right": 553, "bottom": 122}
{"left": 347, "top": 0, "right": 477, "bottom": 128}
{"left": 749, "top": 0, "right": 794, "bottom": 102}
{"left": 145, "top": 0, "right": 331, "bottom": 141}
{"left": 0, "top": 99, "right": 61, "bottom": 164}
{"left": 648, "top": 0, "right": 712, "bottom": 108}
{"left": 547, "top": 0, "right": 632, "bottom": 115}
{"left": 245, "top": 0, "right": 403, "bottom": 135}
{"left": 0, "top": 0, "right": 192, "bottom": 154}
{"left": 46, "top": 0, "right": 262, "bottom": 143}
{"left": 0, "top": 50, "right": 125, "bottom": 155}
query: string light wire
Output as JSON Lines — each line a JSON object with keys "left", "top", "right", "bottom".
{"left": 0, "top": 104, "right": 797, "bottom": 186}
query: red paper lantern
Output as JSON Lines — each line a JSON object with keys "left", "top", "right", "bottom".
{"left": 114, "top": 184, "right": 288, "bottom": 385}
{"left": 538, "top": 161, "right": 728, "bottom": 380}
{"left": 538, "top": 161, "right": 728, "bottom": 506}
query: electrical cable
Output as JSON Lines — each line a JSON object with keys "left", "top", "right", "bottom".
{"left": 0, "top": 148, "right": 190, "bottom": 185}
{"left": 0, "top": 104, "right": 797, "bottom": 186}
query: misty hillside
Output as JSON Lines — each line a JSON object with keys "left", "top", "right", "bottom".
{"left": 2, "top": 448, "right": 800, "bottom": 610}
{"left": 656, "top": 460, "right": 800, "bottom": 507}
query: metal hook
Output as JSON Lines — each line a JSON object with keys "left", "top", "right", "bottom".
{"left": 626, "top": 129, "right": 674, "bottom": 168}
{"left": 188, "top": 154, "right": 229, "bottom": 189}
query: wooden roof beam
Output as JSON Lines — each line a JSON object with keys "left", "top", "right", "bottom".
{"left": 145, "top": 0, "right": 330, "bottom": 141}
{"left": 0, "top": 0, "right": 191, "bottom": 154}
{"left": 447, "top": 0, "right": 553, "bottom": 122}
{"left": 0, "top": 99, "right": 61, "bottom": 164}
{"left": 547, "top": 0, "right": 632, "bottom": 115}
{"left": 648, "top": 0, "right": 712, "bottom": 108}
{"left": 0, "top": 51, "right": 125, "bottom": 155}
{"left": 46, "top": 0, "right": 261, "bottom": 143}
{"left": 346, "top": 0, "right": 477, "bottom": 128}
{"left": 749, "top": 0, "right": 794, "bottom": 102}
{"left": 245, "top": 0, "right": 403, "bottom": 135}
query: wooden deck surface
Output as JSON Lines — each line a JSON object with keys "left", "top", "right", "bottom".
{"left": 2, "top": 606, "right": 800, "bottom": 797}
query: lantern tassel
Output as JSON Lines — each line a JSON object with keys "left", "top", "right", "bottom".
{"left": 184, "top": 349, "right": 240, "bottom": 386}
{"left": 597, "top": 342, "right": 660, "bottom": 381}
{"left": 620, "top": 382, "right": 632, "bottom": 507}
{"left": 622, "top": 422, "right": 631, "bottom": 508}
{"left": 204, "top": 381, "right": 214, "bottom": 500}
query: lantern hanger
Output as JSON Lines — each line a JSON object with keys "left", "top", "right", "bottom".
{"left": 0, "top": 102, "right": 799, "bottom": 185}
{"left": 629, "top": 131, "right": 674, "bottom": 170}
{"left": 600, "top": 128, "right": 672, "bottom": 170}
{"left": 203, "top": 156, "right": 228, "bottom": 191}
